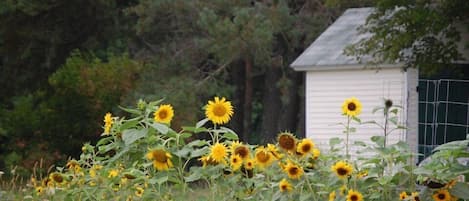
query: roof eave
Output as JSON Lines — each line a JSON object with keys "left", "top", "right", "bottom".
{"left": 290, "top": 63, "right": 403, "bottom": 71}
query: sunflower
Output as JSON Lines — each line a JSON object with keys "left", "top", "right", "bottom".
{"left": 209, "top": 143, "right": 228, "bottom": 163}
{"left": 205, "top": 97, "right": 234, "bottom": 125}
{"left": 35, "top": 186, "right": 44, "bottom": 195}
{"left": 342, "top": 97, "right": 362, "bottom": 117}
{"left": 230, "top": 154, "right": 243, "bottom": 171}
{"left": 108, "top": 169, "right": 119, "bottom": 178}
{"left": 146, "top": 149, "right": 173, "bottom": 171}
{"left": 154, "top": 104, "right": 174, "bottom": 124}
{"left": 346, "top": 190, "right": 363, "bottom": 201}
{"left": 255, "top": 146, "right": 274, "bottom": 169}
{"left": 231, "top": 141, "right": 250, "bottom": 160}
{"left": 279, "top": 178, "right": 293, "bottom": 192}
{"left": 49, "top": 172, "right": 64, "bottom": 185}
{"left": 329, "top": 191, "right": 336, "bottom": 201}
{"left": 297, "top": 138, "right": 315, "bottom": 155}
{"left": 244, "top": 157, "right": 255, "bottom": 170}
{"left": 267, "top": 143, "right": 283, "bottom": 159}
{"left": 277, "top": 132, "right": 297, "bottom": 152}
{"left": 283, "top": 161, "right": 304, "bottom": 179}
{"left": 135, "top": 187, "right": 144, "bottom": 197}
{"left": 340, "top": 185, "right": 347, "bottom": 196}
{"left": 103, "top": 112, "right": 113, "bottom": 135}
{"left": 432, "top": 189, "right": 451, "bottom": 201}
{"left": 411, "top": 192, "right": 420, "bottom": 201}
{"left": 199, "top": 155, "right": 219, "bottom": 167}
{"left": 312, "top": 148, "right": 320, "bottom": 160}
{"left": 400, "top": 191, "right": 408, "bottom": 200}
{"left": 331, "top": 161, "right": 353, "bottom": 179}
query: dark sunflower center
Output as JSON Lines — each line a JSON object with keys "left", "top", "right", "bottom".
{"left": 158, "top": 110, "right": 168, "bottom": 119}
{"left": 337, "top": 168, "right": 348, "bottom": 176}
{"left": 351, "top": 195, "right": 358, "bottom": 201}
{"left": 281, "top": 184, "right": 287, "bottom": 190}
{"left": 52, "top": 174, "right": 63, "bottom": 183}
{"left": 235, "top": 146, "right": 249, "bottom": 158}
{"left": 154, "top": 150, "right": 168, "bottom": 163}
{"left": 213, "top": 105, "right": 227, "bottom": 116}
{"left": 257, "top": 151, "right": 270, "bottom": 163}
{"left": 438, "top": 194, "right": 445, "bottom": 199}
{"left": 289, "top": 167, "right": 298, "bottom": 175}
{"left": 232, "top": 158, "right": 238, "bottom": 163}
{"left": 301, "top": 144, "right": 311, "bottom": 153}
{"left": 279, "top": 135, "right": 295, "bottom": 150}
{"left": 347, "top": 103, "right": 356, "bottom": 111}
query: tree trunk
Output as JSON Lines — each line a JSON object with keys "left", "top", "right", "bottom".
{"left": 242, "top": 58, "right": 253, "bottom": 142}
{"left": 260, "top": 58, "right": 283, "bottom": 144}
{"left": 230, "top": 61, "right": 245, "bottom": 141}
{"left": 278, "top": 70, "right": 303, "bottom": 137}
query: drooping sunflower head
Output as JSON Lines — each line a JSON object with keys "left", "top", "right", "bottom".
{"left": 399, "top": 191, "right": 408, "bottom": 200}
{"left": 346, "top": 189, "right": 363, "bottom": 201}
{"left": 205, "top": 97, "right": 234, "bottom": 125}
{"left": 279, "top": 178, "right": 293, "bottom": 193}
{"left": 331, "top": 161, "right": 353, "bottom": 179}
{"left": 154, "top": 104, "right": 174, "bottom": 124}
{"left": 135, "top": 187, "right": 144, "bottom": 197}
{"left": 146, "top": 149, "right": 173, "bottom": 171}
{"left": 296, "top": 138, "right": 315, "bottom": 156}
{"left": 283, "top": 160, "right": 304, "bottom": 180}
{"left": 199, "top": 155, "right": 219, "bottom": 167}
{"left": 267, "top": 143, "right": 283, "bottom": 159}
{"left": 255, "top": 146, "right": 274, "bottom": 169}
{"left": 210, "top": 143, "right": 228, "bottom": 163}
{"left": 231, "top": 141, "right": 250, "bottom": 160}
{"left": 230, "top": 154, "right": 243, "bottom": 171}
{"left": 342, "top": 97, "right": 362, "bottom": 117}
{"left": 277, "top": 132, "right": 297, "bottom": 152}
{"left": 432, "top": 189, "right": 451, "bottom": 201}
{"left": 384, "top": 99, "right": 393, "bottom": 109}
{"left": 49, "top": 172, "right": 64, "bottom": 184}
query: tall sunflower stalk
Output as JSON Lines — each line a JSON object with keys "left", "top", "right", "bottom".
{"left": 342, "top": 97, "right": 362, "bottom": 158}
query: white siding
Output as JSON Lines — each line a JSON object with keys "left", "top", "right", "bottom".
{"left": 305, "top": 68, "right": 408, "bottom": 152}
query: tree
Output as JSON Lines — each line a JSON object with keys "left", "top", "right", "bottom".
{"left": 346, "top": 0, "right": 469, "bottom": 75}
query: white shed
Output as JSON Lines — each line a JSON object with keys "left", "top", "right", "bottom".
{"left": 290, "top": 8, "right": 419, "bottom": 153}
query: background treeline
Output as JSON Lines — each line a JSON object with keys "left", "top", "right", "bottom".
{"left": 1, "top": 0, "right": 467, "bottom": 176}
{"left": 0, "top": 0, "right": 360, "bottom": 175}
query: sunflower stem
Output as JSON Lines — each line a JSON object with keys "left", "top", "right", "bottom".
{"left": 345, "top": 116, "right": 351, "bottom": 159}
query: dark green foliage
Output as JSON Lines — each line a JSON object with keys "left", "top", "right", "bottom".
{"left": 345, "top": 0, "right": 469, "bottom": 75}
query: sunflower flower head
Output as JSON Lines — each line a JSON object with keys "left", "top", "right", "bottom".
{"left": 154, "top": 104, "right": 174, "bottom": 124}
{"left": 230, "top": 154, "right": 243, "bottom": 171}
{"left": 432, "top": 189, "right": 451, "bottom": 201}
{"left": 255, "top": 146, "right": 274, "bottom": 169}
{"left": 103, "top": 112, "right": 113, "bottom": 135}
{"left": 329, "top": 191, "right": 336, "bottom": 201}
{"left": 108, "top": 169, "right": 119, "bottom": 178}
{"left": 342, "top": 97, "right": 362, "bottom": 117}
{"left": 297, "top": 138, "right": 315, "bottom": 156}
{"left": 277, "top": 132, "right": 297, "bottom": 152}
{"left": 332, "top": 161, "right": 353, "bottom": 179}
{"left": 210, "top": 143, "right": 228, "bottom": 163}
{"left": 199, "top": 155, "right": 219, "bottom": 167}
{"left": 411, "top": 192, "right": 420, "bottom": 201}
{"left": 283, "top": 160, "right": 304, "bottom": 179}
{"left": 400, "top": 191, "right": 408, "bottom": 200}
{"left": 146, "top": 149, "right": 173, "bottom": 171}
{"left": 244, "top": 157, "right": 255, "bottom": 170}
{"left": 346, "top": 189, "right": 363, "bottom": 201}
{"left": 205, "top": 97, "right": 234, "bottom": 125}
{"left": 312, "top": 148, "right": 320, "bottom": 160}
{"left": 49, "top": 172, "right": 65, "bottom": 185}
{"left": 267, "top": 143, "right": 283, "bottom": 159}
{"left": 135, "top": 187, "right": 144, "bottom": 197}
{"left": 231, "top": 141, "right": 250, "bottom": 160}
{"left": 279, "top": 178, "right": 293, "bottom": 193}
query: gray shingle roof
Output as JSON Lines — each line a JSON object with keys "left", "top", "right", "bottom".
{"left": 290, "top": 7, "right": 376, "bottom": 71}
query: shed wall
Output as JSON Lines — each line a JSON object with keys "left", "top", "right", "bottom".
{"left": 305, "top": 68, "right": 408, "bottom": 152}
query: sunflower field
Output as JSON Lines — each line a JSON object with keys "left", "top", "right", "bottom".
{"left": 1, "top": 97, "right": 469, "bottom": 201}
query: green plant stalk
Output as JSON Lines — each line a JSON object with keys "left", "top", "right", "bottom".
{"left": 383, "top": 109, "right": 389, "bottom": 148}
{"left": 346, "top": 116, "right": 351, "bottom": 158}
